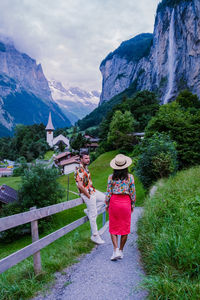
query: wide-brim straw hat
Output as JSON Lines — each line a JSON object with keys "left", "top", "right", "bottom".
{"left": 110, "top": 154, "right": 132, "bottom": 170}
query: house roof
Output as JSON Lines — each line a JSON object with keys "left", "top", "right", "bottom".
{"left": 45, "top": 112, "right": 55, "bottom": 131}
{"left": 53, "top": 134, "right": 69, "bottom": 146}
{"left": 54, "top": 151, "right": 71, "bottom": 160}
{"left": 0, "top": 168, "right": 12, "bottom": 172}
{"left": 0, "top": 184, "right": 18, "bottom": 204}
{"left": 84, "top": 135, "right": 100, "bottom": 142}
{"left": 59, "top": 156, "right": 80, "bottom": 166}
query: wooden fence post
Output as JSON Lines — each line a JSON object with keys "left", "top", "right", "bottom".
{"left": 30, "top": 207, "right": 42, "bottom": 275}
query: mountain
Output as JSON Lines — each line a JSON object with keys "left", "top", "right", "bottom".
{"left": 48, "top": 80, "right": 99, "bottom": 124}
{"left": 99, "top": 33, "right": 153, "bottom": 104}
{"left": 0, "top": 38, "right": 71, "bottom": 137}
{"left": 99, "top": 0, "right": 200, "bottom": 104}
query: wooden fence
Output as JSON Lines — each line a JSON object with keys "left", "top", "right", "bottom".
{"left": 0, "top": 197, "right": 106, "bottom": 275}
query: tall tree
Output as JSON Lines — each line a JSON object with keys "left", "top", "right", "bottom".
{"left": 107, "top": 110, "right": 135, "bottom": 150}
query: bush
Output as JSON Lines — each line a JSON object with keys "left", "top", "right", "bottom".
{"left": 135, "top": 133, "right": 178, "bottom": 188}
{"left": 0, "top": 202, "right": 27, "bottom": 242}
{"left": 18, "top": 165, "right": 65, "bottom": 209}
{"left": 145, "top": 101, "right": 200, "bottom": 168}
{"left": 0, "top": 165, "right": 65, "bottom": 241}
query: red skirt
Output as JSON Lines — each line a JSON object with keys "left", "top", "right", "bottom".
{"left": 109, "top": 194, "right": 131, "bottom": 235}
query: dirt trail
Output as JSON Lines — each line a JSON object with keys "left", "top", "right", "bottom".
{"left": 33, "top": 207, "right": 147, "bottom": 300}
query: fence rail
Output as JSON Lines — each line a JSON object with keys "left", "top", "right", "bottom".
{"left": 0, "top": 198, "right": 106, "bottom": 275}
{"left": 0, "top": 198, "right": 83, "bottom": 232}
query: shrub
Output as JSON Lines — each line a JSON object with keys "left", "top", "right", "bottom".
{"left": 135, "top": 133, "right": 178, "bottom": 188}
{"left": 18, "top": 165, "right": 65, "bottom": 209}
{"left": 145, "top": 101, "right": 200, "bottom": 168}
{"left": 0, "top": 165, "right": 65, "bottom": 241}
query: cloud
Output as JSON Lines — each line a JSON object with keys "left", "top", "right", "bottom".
{"left": 0, "top": 0, "right": 160, "bottom": 91}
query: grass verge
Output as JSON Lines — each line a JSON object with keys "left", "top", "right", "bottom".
{"left": 138, "top": 166, "right": 200, "bottom": 299}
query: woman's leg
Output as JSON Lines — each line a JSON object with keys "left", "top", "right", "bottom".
{"left": 110, "top": 234, "right": 118, "bottom": 250}
{"left": 119, "top": 234, "right": 128, "bottom": 250}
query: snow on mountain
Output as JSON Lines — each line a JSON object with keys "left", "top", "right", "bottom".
{"left": 48, "top": 80, "right": 100, "bottom": 124}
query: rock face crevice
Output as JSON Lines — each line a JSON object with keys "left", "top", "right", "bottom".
{"left": 100, "top": 0, "right": 200, "bottom": 104}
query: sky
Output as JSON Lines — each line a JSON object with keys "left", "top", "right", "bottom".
{"left": 0, "top": 0, "right": 160, "bottom": 92}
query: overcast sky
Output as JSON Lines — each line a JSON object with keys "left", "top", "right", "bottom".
{"left": 0, "top": 0, "right": 160, "bottom": 92}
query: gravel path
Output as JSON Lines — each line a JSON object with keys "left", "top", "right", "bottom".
{"left": 33, "top": 207, "right": 147, "bottom": 300}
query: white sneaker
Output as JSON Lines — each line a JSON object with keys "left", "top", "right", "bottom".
{"left": 110, "top": 248, "right": 121, "bottom": 261}
{"left": 91, "top": 235, "right": 105, "bottom": 245}
{"left": 119, "top": 250, "right": 124, "bottom": 259}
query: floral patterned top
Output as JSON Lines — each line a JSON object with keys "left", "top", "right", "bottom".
{"left": 105, "top": 174, "right": 136, "bottom": 207}
{"left": 74, "top": 163, "right": 95, "bottom": 195}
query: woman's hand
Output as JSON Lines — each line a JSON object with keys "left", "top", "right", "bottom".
{"left": 131, "top": 206, "right": 134, "bottom": 213}
{"left": 105, "top": 205, "right": 109, "bottom": 213}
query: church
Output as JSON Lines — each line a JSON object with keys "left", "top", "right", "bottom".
{"left": 45, "top": 112, "right": 70, "bottom": 149}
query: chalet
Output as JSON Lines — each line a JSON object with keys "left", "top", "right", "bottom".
{"left": 0, "top": 168, "right": 13, "bottom": 177}
{"left": 54, "top": 151, "right": 72, "bottom": 165}
{"left": 84, "top": 135, "right": 100, "bottom": 143}
{"left": 56, "top": 155, "right": 80, "bottom": 175}
{"left": 84, "top": 135, "right": 99, "bottom": 151}
{"left": 0, "top": 184, "right": 18, "bottom": 209}
{"left": 85, "top": 142, "right": 99, "bottom": 152}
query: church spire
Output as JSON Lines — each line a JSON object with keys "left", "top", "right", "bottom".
{"left": 45, "top": 112, "right": 55, "bottom": 131}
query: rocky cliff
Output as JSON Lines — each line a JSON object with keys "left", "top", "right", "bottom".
{"left": 0, "top": 38, "right": 71, "bottom": 136}
{"left": 100, "top": 0, "right": 200, "bottom": 104}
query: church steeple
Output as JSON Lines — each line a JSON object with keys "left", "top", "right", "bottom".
{"left": 45, "top": 112, "right": 55, "bottom": 131}
{"left": 46, "top": 112, "right": 54, "bottom": 147}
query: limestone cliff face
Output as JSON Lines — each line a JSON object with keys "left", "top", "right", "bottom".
{"left": 100, "top": 0, "right": 200, "bottom": 104}
{"left": 99, "top": 33, "right": 153, "bottom": 104}
{"left": 0, "top": 39, "right": 70, "bottom": 136}
{"left": 0, "top": 41, "right": 52, "bottom": 102}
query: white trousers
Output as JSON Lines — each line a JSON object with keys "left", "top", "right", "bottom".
{"left": 81, "top": 190, "right": 105, "bottom": 236}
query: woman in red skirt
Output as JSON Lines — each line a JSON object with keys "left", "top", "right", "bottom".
{"left": 105, "top": 154, "right": 136, "bottom": 260}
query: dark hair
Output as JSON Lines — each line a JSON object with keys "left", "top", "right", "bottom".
{"left": 80, "top": 151, "right": 89, "bottom": 159}
{"left": 112, "top": 168, "right": 128, "bottom": 181}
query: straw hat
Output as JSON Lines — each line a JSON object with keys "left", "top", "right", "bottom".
{"left": 110, "top": 154, "right": 132, "bottom": 170}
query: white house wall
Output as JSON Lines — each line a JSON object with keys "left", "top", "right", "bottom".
{"left": 63, "top": 163, "right": 79, "bottom": 175}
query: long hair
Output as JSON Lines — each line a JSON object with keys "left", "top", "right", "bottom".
{"left": 112, "top": 168, "right": 128, "bottom": 181}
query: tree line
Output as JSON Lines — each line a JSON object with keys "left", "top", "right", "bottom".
{"left": 0, "top": 123, "right": 49, "bottom": 162}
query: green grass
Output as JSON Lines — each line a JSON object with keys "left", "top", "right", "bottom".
{"left": 138, "top": 166, "right": 200, "bottom": 299}
{"left": 0, "top": 150, "right": 146, "bottom": 299}
{"left": 44, "top": 151, "right": 54, "bottom": 160}
{"left": 0, "top": 176, "right": 21, "bottom": 190}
